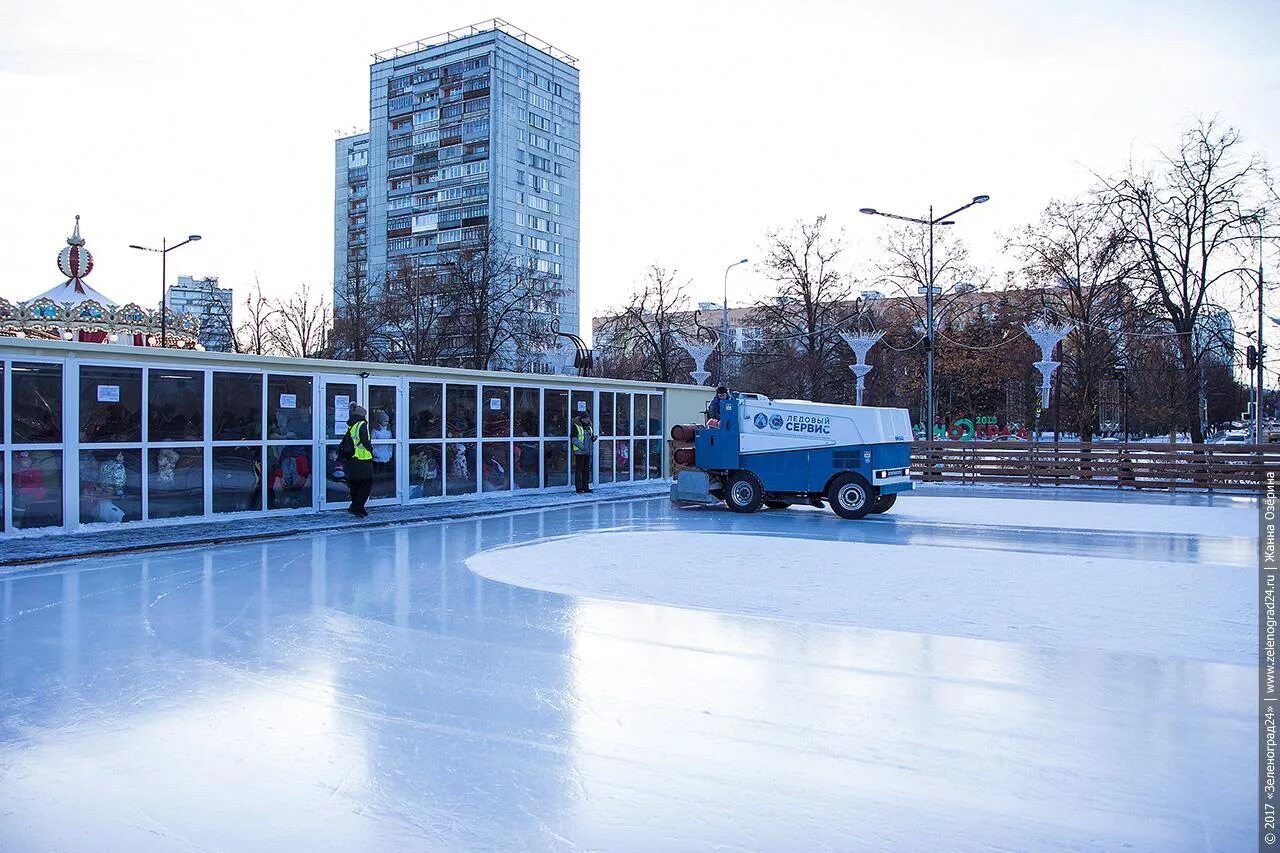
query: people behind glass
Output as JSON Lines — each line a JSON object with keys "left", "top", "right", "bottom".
{"left": 269, "top": 407, "right": 311, "bottom": 440}
{"left": 82, "top": 402, "right": 140, "bottom": 443}
{"left": 409, "top": 446, "right": 441, "bottom": 498}
{"left": 513, "top": 442, "right": 538, "bottom": 488}
{"left": 268, "top": 446, "right": 312, "bottom": 509}
{"left": 79, "top": 449, "right": 136, "bottom": 524}
{"left": 370, "top": 409, "right": 393, "bottom": 462}
{"left": 13, "top": 450, "right": 59, "bottom": 528}
{"left": 482, "top": 448, "right": 508, "bottom": 491}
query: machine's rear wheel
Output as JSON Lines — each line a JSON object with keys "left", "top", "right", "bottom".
{"left": 870, "top": 493, "right": 897, "bottom": 514}
{"left": 828, "top": 473, "right": 872, "bottom": 520}
{"left": 724, "top": 471, "right": 764, "bottom": 513}
{"left": 763, "top": 500, "right": 790, "bottom": 510}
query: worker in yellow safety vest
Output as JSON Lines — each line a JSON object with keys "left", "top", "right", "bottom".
{"left": 572, "top": 413, "right": 597, "bottom": 493}
{"left": 342, "top": 404, "right": 374, "bottom": 517}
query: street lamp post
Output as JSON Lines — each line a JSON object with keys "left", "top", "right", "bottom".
{"left": 130, "top": 234, "right": 203, "bottom": 347}
{"left": 860, "top": 195, "right": 989, "bottom": 437}
{"left": 721, "top": 258, "right": 748, "bottom": 378}
{"left": 1249, "top": 211, "right": 1267, "bottom": 444}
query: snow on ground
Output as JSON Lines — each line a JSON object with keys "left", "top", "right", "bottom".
{"left": 468, "top": 530, "right": 1252, "bottom": 664}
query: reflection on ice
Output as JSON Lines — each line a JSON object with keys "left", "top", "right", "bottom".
{"left": 0, "top": 495, "right": 1256, "bottom": 851}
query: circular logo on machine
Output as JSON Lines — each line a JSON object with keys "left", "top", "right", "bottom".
{"left": 769, "top": 414, "right": 784, "bottom": 430}
{"left": 753, "top": 413, "right": 769, "bottom": 430}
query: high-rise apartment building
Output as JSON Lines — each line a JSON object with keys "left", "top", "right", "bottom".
{"left": 166, "top": 275, "right": 236, "bottom": 352}
{"left": 335, "top": 19, "right": 581, "bottom": 367}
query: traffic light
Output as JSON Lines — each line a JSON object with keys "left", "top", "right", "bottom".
{"left": 1248, "top": 345, "right": 1259, "bottom": 371}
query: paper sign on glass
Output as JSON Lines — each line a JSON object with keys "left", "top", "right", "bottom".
{"left": 97, "top": 385, "right": 120, "bottom": 403}
{"left": 280, "top": 394, "right": 297, "bottom": 409}
{"left": 489, "top": 398, "right": 502, "bottom": 411}
{"left": 576, "top": 400, "right": 587, "bottom": 413}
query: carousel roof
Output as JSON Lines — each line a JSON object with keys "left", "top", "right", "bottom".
{"left": 30, "top": 215, "right": 119, "bottom": 306}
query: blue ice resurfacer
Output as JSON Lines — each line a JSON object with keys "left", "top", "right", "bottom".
{"left": 670, "top": 394, "right": 914, "bottom": 519}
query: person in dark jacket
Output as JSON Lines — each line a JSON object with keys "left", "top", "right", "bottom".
{"left": 571, "top": 414, "right": 597, "bottom": 493}
{"left": 345, "top": 404, "right": 374, "bottom": 517}
{"left": 707, "top": 386, "right": 729, "bottom": 423}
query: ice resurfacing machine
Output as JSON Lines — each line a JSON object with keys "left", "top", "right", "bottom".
{"left": 669, "top": 395, "right": 914, "bottom": 519}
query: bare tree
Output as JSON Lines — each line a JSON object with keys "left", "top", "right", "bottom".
{"left": 380, "top": 262, "right": 452, "bottom": 365}
{"left": 1010, "top": 198, "right": 1137, "bottom": 440}
{"left": 747, "top": 216, "right": 857, "bottom": 401}
{"left": 440, "top": 226, "right": 561, "bottom": 371}
{"left": 1104, "top": 118, "right": 1271, "bottom": 442}
{"left": 269, "top": 282, "right": 331, "bottom": 359}
{"left": 236, "top": 277, "right": 276, "bottom": 356}
{"left": 594, "top": 266, "right": 697, "bottom": 383}
{"left": 331, "top": 263, "right": 383, "bottom": 361}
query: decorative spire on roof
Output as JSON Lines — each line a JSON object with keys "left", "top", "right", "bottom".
{"left": 57, "top": 214, "right": 94, "bottom": 291}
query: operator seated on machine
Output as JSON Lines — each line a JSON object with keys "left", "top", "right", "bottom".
{"left": 706, "top": 386, "right": 730, "bottom": 427}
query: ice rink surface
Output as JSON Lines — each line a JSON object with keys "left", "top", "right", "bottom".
{"left": 0, "top": 490, "right": 1257, "bottom": 851}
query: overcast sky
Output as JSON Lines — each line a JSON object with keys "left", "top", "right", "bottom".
{"left": 2, "top": 0, "right": 1277, "bottom": 342}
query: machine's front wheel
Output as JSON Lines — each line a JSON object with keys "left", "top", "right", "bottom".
{"left": 870, "top": 493, "right": 897, "bottom": 514}
{"left": 828, "top": 473, "right": 872, "bottom": 520}
{"left": 724, "top": 471, "right": 764, "bottom": 513}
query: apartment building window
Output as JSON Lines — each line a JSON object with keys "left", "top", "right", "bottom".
{"left": 391, "top": 116, "right": 412, "bottom": 131}
{"left": 412, "top": 130, "right": 439, "bottom": 147}
{"left": 388, "top": 154, "right": 412, "bottom": 170}
{"left": 461, "top": 160, "right": 488, "bottom": 179}
{"left": 442, "top": 104, "right": 463, "bottom": 120}
{"left": 388, "top": 197, "right": 412, "bottom": 211}
{"left": 462, "top": 119, "right": 488, "bottom": 136}
{"left": 437, "top": 164, "right": 462, "bottom": 180}
{"left": 554, "top": 163, "right": 568, "bottom": 177}
{"left": 388, "top": 237, "right": 411, "bottom": 251}
{"left": 388, "top": 216, "right": 412, "bottom": 231}
{"left": 439, "top": 144, "right": 462, "bottom": 160}
{"left": 414, "top": 109, "right": 439, "bottom": 126}
{"left": 529, "top": 112, "right": 550, "bottom": 132}
{"left": 462, "top": 97, "right": 489, "bottom": 114}
{"left": 527, "top": 195, "right": 549, "bottom": 212}
{"left": 438, "top": 229, "right": 462, "bottom": 244}
{"left": 529, "top": 154, "right": 550, "bottom": 172}
{"left": 461, "top": 226, "right": 485, "bottom": 242}
{"left": 555, "top": 144, "right": 576, "bottom": 161}
{"left": 529, "top": 92, "right": 551, "bottom": 111}
{"left": 554, "top": 83, "right": 563, "bottom": 97}
{"left": 389, "top": 95, "right": 412, "bottom": 113}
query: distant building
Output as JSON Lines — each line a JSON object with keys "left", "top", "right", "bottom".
{"left": 1193, "top": 307, "right": 1234, "bottom": 368}
{"left": 335, "top": 19, "right": 581, "bottom": 367}
{"left": 167, "top": 276, "right": 235, "bottom": 352}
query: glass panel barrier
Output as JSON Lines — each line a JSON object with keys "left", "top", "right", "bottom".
{"left": 213, "top": 446, "right": 263, "bottom": 513}
{"left": 409, "top": 383, "right": 443, "bottom": 439}
{"left": 267, "top": 445, "right": 314, "bottom": 509}
{"left": 149, "top": 369, "right": 205, "bottom": 442}
{"left": 409, "top": 443, "right": 443, "bottom": 498}
{"left": 147, "top": 447, "right": 204, "bottom": 519}
{"left": 513, "top": 387, "right": 539, "bottom": 437}
{"left": 481, "top": 441, "right": 510, "bottom": 491}
{"left": 12, "top": 363, "right": 62, "bottom": 444}
{"left": 445, "top": 442, "right": 477, "bottom": 495}
{"left": 481, "top": 386, "right": 510, "bottom": 437}
{"left": 12, "top": 450, "right": 62, "bottom": 529}
{"left": 79, "top": 366, "right": 142, "bottom": 443}
{"left": 446, "top": 385, "right": 477, "bottom": 438}
{"left": 79, "top": 448, "right": 141, "bottom": 523}
{"left": 543, "top": 441, "right": 569, "bottom": 487}
{"left": 268, "top": 375, "right": 314, "bottom": 441}
{"left": 513, "top": 440, "right": 539, "bottom": 488}
{"left": 213, "top": 373, "right": 264, "bottom": 441}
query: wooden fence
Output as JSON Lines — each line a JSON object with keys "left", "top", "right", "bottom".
{"left": 910, "top": 441, "right": 1280, "bottom": 493}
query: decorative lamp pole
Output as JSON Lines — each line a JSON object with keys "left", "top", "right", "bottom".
{"left": 860, "top": 195, "right": 990, "bottom": 436}
{"left": 676, "top": 333, "right": 718, "bottom": 386}
{"left": 129, "top": 233, "right": 203, "bottom": 347}
{"left": 840, "top": 329, "right": 884, "bottom": 406}
{"left": 1024, "top": 318, "right": 1073, "bottom": 435}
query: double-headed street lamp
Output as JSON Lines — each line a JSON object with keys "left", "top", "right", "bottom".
{"left": 859, "top": 195, "right": 990, "bottom": 436}
{"left": 721, "top": 258, "right": 749, "bottom": 371}
{"left": 129, "top": 234, "right": 202, "bottom": 347}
